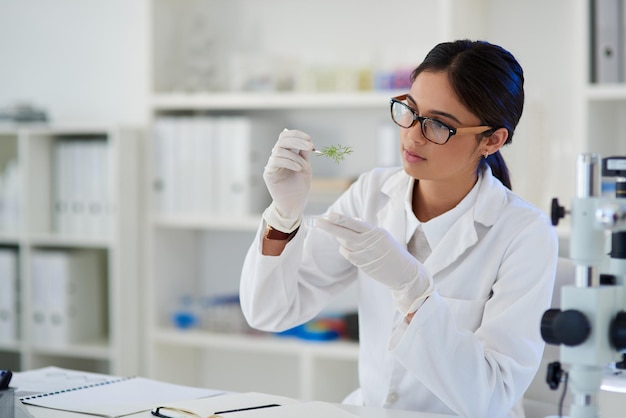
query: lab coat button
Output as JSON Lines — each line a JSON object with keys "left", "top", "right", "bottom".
{"left": 386, "top": 392, "right": 398, "bottom": 404}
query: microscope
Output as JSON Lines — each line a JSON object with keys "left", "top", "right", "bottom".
{"left": 541, "top": 153, "right": 626, "bottom": 418}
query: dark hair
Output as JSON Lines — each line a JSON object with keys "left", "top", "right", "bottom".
{"left": 410, "top": 40, "right": 525, "bottom": 190}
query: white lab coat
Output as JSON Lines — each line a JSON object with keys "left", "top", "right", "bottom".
{"left": 240, "top": 166, "right": 558, "bottom": 418}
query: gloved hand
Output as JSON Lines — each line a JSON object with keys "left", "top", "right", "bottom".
{"left": 262, "top": 129, "right": 314, "bottom": 233}
{"left": 316, "top": 213, "right": 434, "bottom": 315}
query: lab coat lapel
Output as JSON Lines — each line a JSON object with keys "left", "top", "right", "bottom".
{"left": 424, "top": 211, "right": 477, "bottom": 275}
{"left": 424, "top": 168, "right": 507, "bottom": 276}
{"left": 377, "top": 170, "right": 410, "bottom": 244}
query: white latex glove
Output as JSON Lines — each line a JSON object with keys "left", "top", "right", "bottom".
{"left": 316, "top": 213, "right": 434, "bottom": 315}
{"left": 262, "top": 129, "right": 314, "bottom": 233}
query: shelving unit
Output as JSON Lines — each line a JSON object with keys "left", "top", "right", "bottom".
{"left": 144, "top": 0, "right": 623, "bottom": 403}
{"left": 0, "top": 125, "right": 141, "bottom": 376}
{"left": 144, "top": 0, "right": 425, "bottom": 400}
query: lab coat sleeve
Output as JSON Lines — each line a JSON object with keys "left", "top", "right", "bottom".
{"left": 239, "top": 175, "right": 370, "bottom": 332}
{"left": 389, "top": 214, "right": 558, "bottom": 417}
{"left": 239, "top": 223, "right": 315, "bottom": 331}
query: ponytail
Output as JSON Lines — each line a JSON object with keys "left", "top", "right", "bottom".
{"left": 479, "top": 150, "right": 511, "bottom": 190}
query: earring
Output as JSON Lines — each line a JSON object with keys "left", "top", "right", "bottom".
{"left": 483, "top": 152, "right": 489, "bottom": 159}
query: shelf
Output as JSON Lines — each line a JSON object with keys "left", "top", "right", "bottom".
{"left": 25, "top": 234, "right": 111, "bottom": 248}
{"left": 0, "top": 235, "right": 19, "bottom": 245}
{"left": 153, "top": 328, "right": 359, "bottom": 360}
{"left": 586, "top": 84, "right": 626, "bottom": 101}
{"left": 30, "top": 339, "right": 111, "bottom": 360}
{"left": 151, "top": 214, "right": 262, "bottom": 231}
{"left": 0, "top": 341, "right": 21, "bottom": 351}
{"left": 0, "top": 123, "right": 117, "bottom": 136}
{"left": 151, "top": 91, "right": 404, "bottom": 111}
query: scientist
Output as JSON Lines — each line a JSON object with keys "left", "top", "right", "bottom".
{"left": 239, "top": 39, "right": 558, "bottom": 417}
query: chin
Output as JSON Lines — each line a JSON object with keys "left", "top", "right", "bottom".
{"left": 402, "top": 163, "right": 422, "bottom": 180}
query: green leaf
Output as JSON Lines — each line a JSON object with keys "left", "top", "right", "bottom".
{"left": 316, "top": 144, "right": 353, "bottom": 164}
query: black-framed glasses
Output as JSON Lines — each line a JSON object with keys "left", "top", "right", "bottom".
{"left": 390, "top": 94, "right": 493, "bottom": 145}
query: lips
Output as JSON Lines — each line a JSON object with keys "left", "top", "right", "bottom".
{"left": 403, "top": 148, "right": 426, "bottom": 163}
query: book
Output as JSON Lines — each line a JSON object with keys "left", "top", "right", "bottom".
{"left": 0, "top": 248, "right": 17, "bottom": 343}
{"left": 30, "top": 250, "right": 106, "bottom": 347}
{"left": 152, "top": 117, "right": 177, "bottom": 215}
{"left": 152, "top": 391, "right": 358, "bottom": 418}
{"left": 84, "top": 139, "right": 110, "bottom": 238}
{"left": 213, "top": 116, "right": 273, "bottom": 216}
{"left": 592, "top": 0, "right": 622, "bottom": 83}
{"left": 0, "top": 160, "right": 20, "bottom": 233}
{"left": 191, "top": 116, "right": 216, "bottom": 215}
{"left": 19, "top": 374, "right": 221, "bottom": 418}
{"left": 53, "top": 138, "right": 111, "bottom": 237}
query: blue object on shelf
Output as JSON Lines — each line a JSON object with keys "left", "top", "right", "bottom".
{"left": 172, "top": 311, "right": 198, "bottom": 329}
{"left": 276, "top": 322, "right": 340, "bottom": 341}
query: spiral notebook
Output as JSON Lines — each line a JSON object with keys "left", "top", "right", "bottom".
{"left": 20, "top": 375, "right": 222, "bottom": 417}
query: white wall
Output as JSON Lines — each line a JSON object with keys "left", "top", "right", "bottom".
{"left": 0, "top": 0, "right": 147, "bottom": 125}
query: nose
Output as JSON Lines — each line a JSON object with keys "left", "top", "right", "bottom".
{"left": 405, "top": 122, "right": 427, "bottom": 145}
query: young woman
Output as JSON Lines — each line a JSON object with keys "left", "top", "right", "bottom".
{"left": 239, "top": 40, "right": 558, "bottom": 417}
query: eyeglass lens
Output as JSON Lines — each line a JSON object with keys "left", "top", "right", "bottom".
{"left": 391, "top": 101, "right": 414, "bottom": 128}
{"left": 391, "top": 101, "right": 450, "bottom": 144}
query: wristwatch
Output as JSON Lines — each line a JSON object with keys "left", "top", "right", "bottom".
{"left": 265, "top": 226, "right": 298, "bottom": 241}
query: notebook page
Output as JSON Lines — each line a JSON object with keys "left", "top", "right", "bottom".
{"left": 12, "top": 366, "right": 120, "bottom": 397}
{"left": 21, "top": 376, "right": 221, "bottom": 418}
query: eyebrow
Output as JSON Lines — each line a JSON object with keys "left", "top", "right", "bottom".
{"left": 406, "top": 94, "right": 462, "bottom": 125}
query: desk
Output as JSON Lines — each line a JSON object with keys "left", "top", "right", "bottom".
{"left": 13, "top": 367, "right": 458, "bottom": 418}
{"left": 23, "top": 403, "right": 458, "bottom": 418}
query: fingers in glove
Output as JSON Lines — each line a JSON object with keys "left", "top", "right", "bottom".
{"left": 277, "top": 129, "right": 315, "bottom": 157}
{"left": 315, "top": 213, "right": 385, "bottom": 253}
{"left": 265, "top": 129, "right": 314, "bottom": 173}
{"left": 315, "top": 212, "right": 372, "bottom": 234}
{"left": 266, "top": 146, "right": 311, "bottom": 173}
{"left": 316, "top": 213, "right": 396, "bottom": 255}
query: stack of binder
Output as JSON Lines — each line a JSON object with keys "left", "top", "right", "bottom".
{"left": 53, "top": 138, "right": 110, "bottom": 238}
{"left": 152, "top": 115, "right": 275, "bottom": 217}
{"left": 30, "top": 249, "right": 106, "bottom": 347}
{"left": 592, "top": 0, "right": 626, "bottom": 83}
{"left": 0, "top": 160, "right": 20, "bottom": 234}
{"left": 0, "top": 248, "right": 18, "bottom": 343}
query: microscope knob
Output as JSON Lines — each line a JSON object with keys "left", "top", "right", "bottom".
{"left": 541, "top": 309, "right": 591, "bottom": 346}
{"left": 610, "top": 311, "right": 626, "bottom": 350}
{"left": 541, "top": 309, "right": 561, "bottom": 345}
{"left": 550, "top": 198, "right": 565, "bottom": 226}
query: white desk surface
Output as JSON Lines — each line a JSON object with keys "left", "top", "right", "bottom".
{"left": 23, "top": 403, "right": 458, "bottom": 418}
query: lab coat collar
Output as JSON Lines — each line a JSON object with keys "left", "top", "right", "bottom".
{"left": 472, "top": 166, "right": 508, "bottom": 228}
{"left": 378, "top": 169, "right": 411, "bottom": 244}
{"left": 377, "top": 167, "right": 508, "bottom": 275}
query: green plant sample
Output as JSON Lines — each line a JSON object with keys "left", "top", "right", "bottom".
{"left": 316, "top": 144, "right": 353, "bottom": 164}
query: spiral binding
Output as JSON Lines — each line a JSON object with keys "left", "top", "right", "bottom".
{"left": 20, "top": 376, "right": 134, "bottom": 401}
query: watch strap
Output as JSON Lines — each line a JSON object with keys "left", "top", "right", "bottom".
{"left": 265, "top": 226, "right": 298, "bottom": 241}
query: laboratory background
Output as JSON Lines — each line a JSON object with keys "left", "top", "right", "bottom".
{"left": 0, "top": 0, "right": 625, "bottom": 417}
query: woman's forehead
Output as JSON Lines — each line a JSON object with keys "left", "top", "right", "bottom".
{"left": 409, "top": 71, "right": 478, "bottom": 124}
